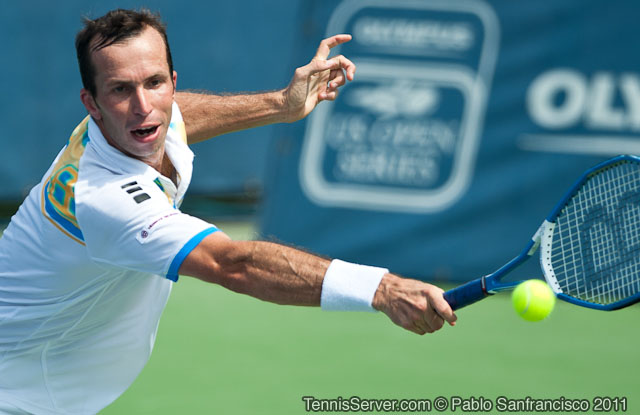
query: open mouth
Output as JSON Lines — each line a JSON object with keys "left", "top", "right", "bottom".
{"left": 131, "top": 125, "right": 159, "bottom": 138}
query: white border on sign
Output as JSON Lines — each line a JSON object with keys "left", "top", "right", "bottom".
{"left": 299, "top": 0, "right": 499, "bottom": 213}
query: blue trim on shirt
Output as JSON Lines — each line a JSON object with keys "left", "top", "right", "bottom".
{"left": 166, "top": 227, "right": 218, "bottom": 282}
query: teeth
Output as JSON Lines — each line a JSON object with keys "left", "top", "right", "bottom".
{"left": 133, "top": 126, "right": 157, "bottom": 137}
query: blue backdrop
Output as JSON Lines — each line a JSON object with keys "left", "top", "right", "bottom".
{"left": 260, "top": 0, "right": 640, "bottom": 282}
{"left": 0, "top": 0, "right": 299, "bottom": 199}
{"left": 4, "top": 1, "right": 640, "bottom": 283}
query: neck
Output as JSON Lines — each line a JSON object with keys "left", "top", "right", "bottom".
{"left": 160, "top": 152, "right": 177, "bottom": 186}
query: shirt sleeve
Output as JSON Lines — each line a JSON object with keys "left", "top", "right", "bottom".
{"left": 76, "top": 175, "right": 217, "bottom": 281}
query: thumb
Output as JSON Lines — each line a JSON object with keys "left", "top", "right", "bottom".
{"left": 430, "top": 290, "right": 458, "bottom": 326}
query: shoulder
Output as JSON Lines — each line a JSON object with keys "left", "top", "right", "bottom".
{"left": 75, "top": 173, "right": 174, "bottom": 229}
{"left": 73, "top": 171, "right": 216, "bottom": 277}
{"left": 73, "top": 173, "right": 186, "bottom": 273}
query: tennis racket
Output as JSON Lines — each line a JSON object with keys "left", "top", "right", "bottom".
{"left": 444, "top": 154, "right": 640, "bottom": 311}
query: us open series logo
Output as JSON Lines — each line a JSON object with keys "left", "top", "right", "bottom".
{"left": 300, "top": 0, "right": 499, "bottom": 213}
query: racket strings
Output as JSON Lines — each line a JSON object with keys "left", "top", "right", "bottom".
{"left": 550, "top": 161, "right": 640, "bottom": 305}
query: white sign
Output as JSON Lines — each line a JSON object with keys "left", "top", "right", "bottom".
{"left": 300, "top": 0, "right": 500, "bottom": 213}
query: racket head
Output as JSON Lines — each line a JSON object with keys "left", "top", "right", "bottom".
{"left": 541, "top": 155, "right": 640, "bottom": 310}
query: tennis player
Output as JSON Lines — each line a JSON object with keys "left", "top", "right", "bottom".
{"left": 0, "top": 9, "right": 456, "bottom": 414}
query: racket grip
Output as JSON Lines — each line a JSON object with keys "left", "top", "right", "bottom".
{"left": 443, "top": 277, "right": 491, "bottom": 310}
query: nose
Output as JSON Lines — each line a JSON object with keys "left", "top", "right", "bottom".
{"left": 132, "top": 87, "right": 153, "bottom": 116}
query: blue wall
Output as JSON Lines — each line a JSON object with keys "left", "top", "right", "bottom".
{"left": 1, "top": 0, "right": 300, "bottom": 199}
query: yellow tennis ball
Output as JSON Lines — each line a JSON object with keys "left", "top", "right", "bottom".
{"left": 512, "top": 279, "right": 556, "bottom": 321}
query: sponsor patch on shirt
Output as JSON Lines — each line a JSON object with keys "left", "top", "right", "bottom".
{"left": 136, "top": 212, "right": 180, "bottom": 244}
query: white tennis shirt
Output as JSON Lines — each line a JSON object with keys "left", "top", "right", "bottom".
{"left": 0, "top": 102, "right": 217, "bottom": 414}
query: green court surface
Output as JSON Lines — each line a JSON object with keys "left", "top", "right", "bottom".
{"left": 101, "top": 222, "right": 640, "bottom": 415}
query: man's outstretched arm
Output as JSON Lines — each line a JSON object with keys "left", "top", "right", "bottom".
{"left": 175, "top": 90, "right": 287, "bottom": 144}
{"left": 179, "top": 231, "right": 457, "bottom": 335}
{"left": 175, "top": 34, "right": 356, "bottom": 144}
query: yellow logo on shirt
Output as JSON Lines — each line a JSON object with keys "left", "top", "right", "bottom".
{"left": 41, "top": 117, "right": 90, "bottom": 245}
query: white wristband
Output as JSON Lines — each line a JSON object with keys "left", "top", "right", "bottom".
{"left": 320, "top": 259, "right": 388, "bottom": 312}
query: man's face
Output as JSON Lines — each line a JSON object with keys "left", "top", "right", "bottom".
{"left": 80, "top": 26, "right": 176, "bottom": 170}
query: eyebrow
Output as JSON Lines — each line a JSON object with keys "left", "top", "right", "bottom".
{"left": 105, "top": 72, "right": 169, "bottom": 86}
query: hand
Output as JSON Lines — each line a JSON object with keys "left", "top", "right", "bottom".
{"left": 372, "top": 274, "right": 457, "bottom": 335}
{"left": 283, "top": 34, "right": 356, "bottom": 122}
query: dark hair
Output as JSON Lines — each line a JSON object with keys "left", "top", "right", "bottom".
{"left": 75, "top": 9, "right": 174, "bottom": 97}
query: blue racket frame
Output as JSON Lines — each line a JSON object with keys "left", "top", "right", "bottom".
{"left": 444, "top": 155, "right": 640, "bottom": 311}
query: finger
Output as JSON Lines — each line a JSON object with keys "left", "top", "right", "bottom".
{"left": 305, "top": 55, "right": 355, "bottom": 83}
{"left": 327, "top": 69, "right": 346, "bottom": 90}
{"left": 430, "top": 290, "right": 458, "bottom": 326}
{"left": 424, "top": 310, "right": 445, "bottom": 332}
{"left": 320, "top": 89, "right": 339, "bottom": 101}
{"left": 314, "top": 34, "right": 352, "bottom": 60}
{"left": 302, "top": 59, "right": 336, "bottom": 78}
{"left": 412, "top": 322, "right": 427, "bottom": 336}
{"left": 396, "top": 316, "right": 425, "bottom": 335}
{"left": 325, "top": 55, "right": 356, "bottom": 81}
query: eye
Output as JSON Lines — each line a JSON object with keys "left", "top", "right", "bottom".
{"left": 112, "top": 85, "right": 127, "bottom": 94}
{"left": 148, "top": 78, "right": 163, "bottom": 88}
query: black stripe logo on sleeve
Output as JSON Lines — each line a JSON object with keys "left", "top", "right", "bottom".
{"left": 133, "top": 193, "right": 151, "bottom": 203}
{"left": 121, "top": 181, "right": 151, "bottom": 204}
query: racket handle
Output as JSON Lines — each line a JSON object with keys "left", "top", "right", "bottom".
{"left": 443, "top": 277, "right": 491, "bottom": 310}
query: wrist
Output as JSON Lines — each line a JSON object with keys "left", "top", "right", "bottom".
{"left": 320, "top": 259, "right": 388, "bottom": 312}
{"left": 273, "top": 88, "right": 292, "bottom": 124}
{"left": 281, "top": 86, "right": 299, "bottom": 124}
{"left": 371, "top": 273, "right": 398, "bottom": 314}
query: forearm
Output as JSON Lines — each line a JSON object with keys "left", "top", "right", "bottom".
{"left": 180, "top": 234, "right": 457, "bottom": 334}
{"left": 175, "top": 90, "right": 289, "bottom": 144}
{"left": 176, "top": 35, "right": 357, "bottom": 144}
{"left": 194, "top": 240, "right": 330, "bottom": 306}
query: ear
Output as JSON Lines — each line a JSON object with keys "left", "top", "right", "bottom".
{"left": 172, "top": 70, "right": 178, "bottom": 97}
{"left": 80, "top": 89, "right": 102, "bottom": 120}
